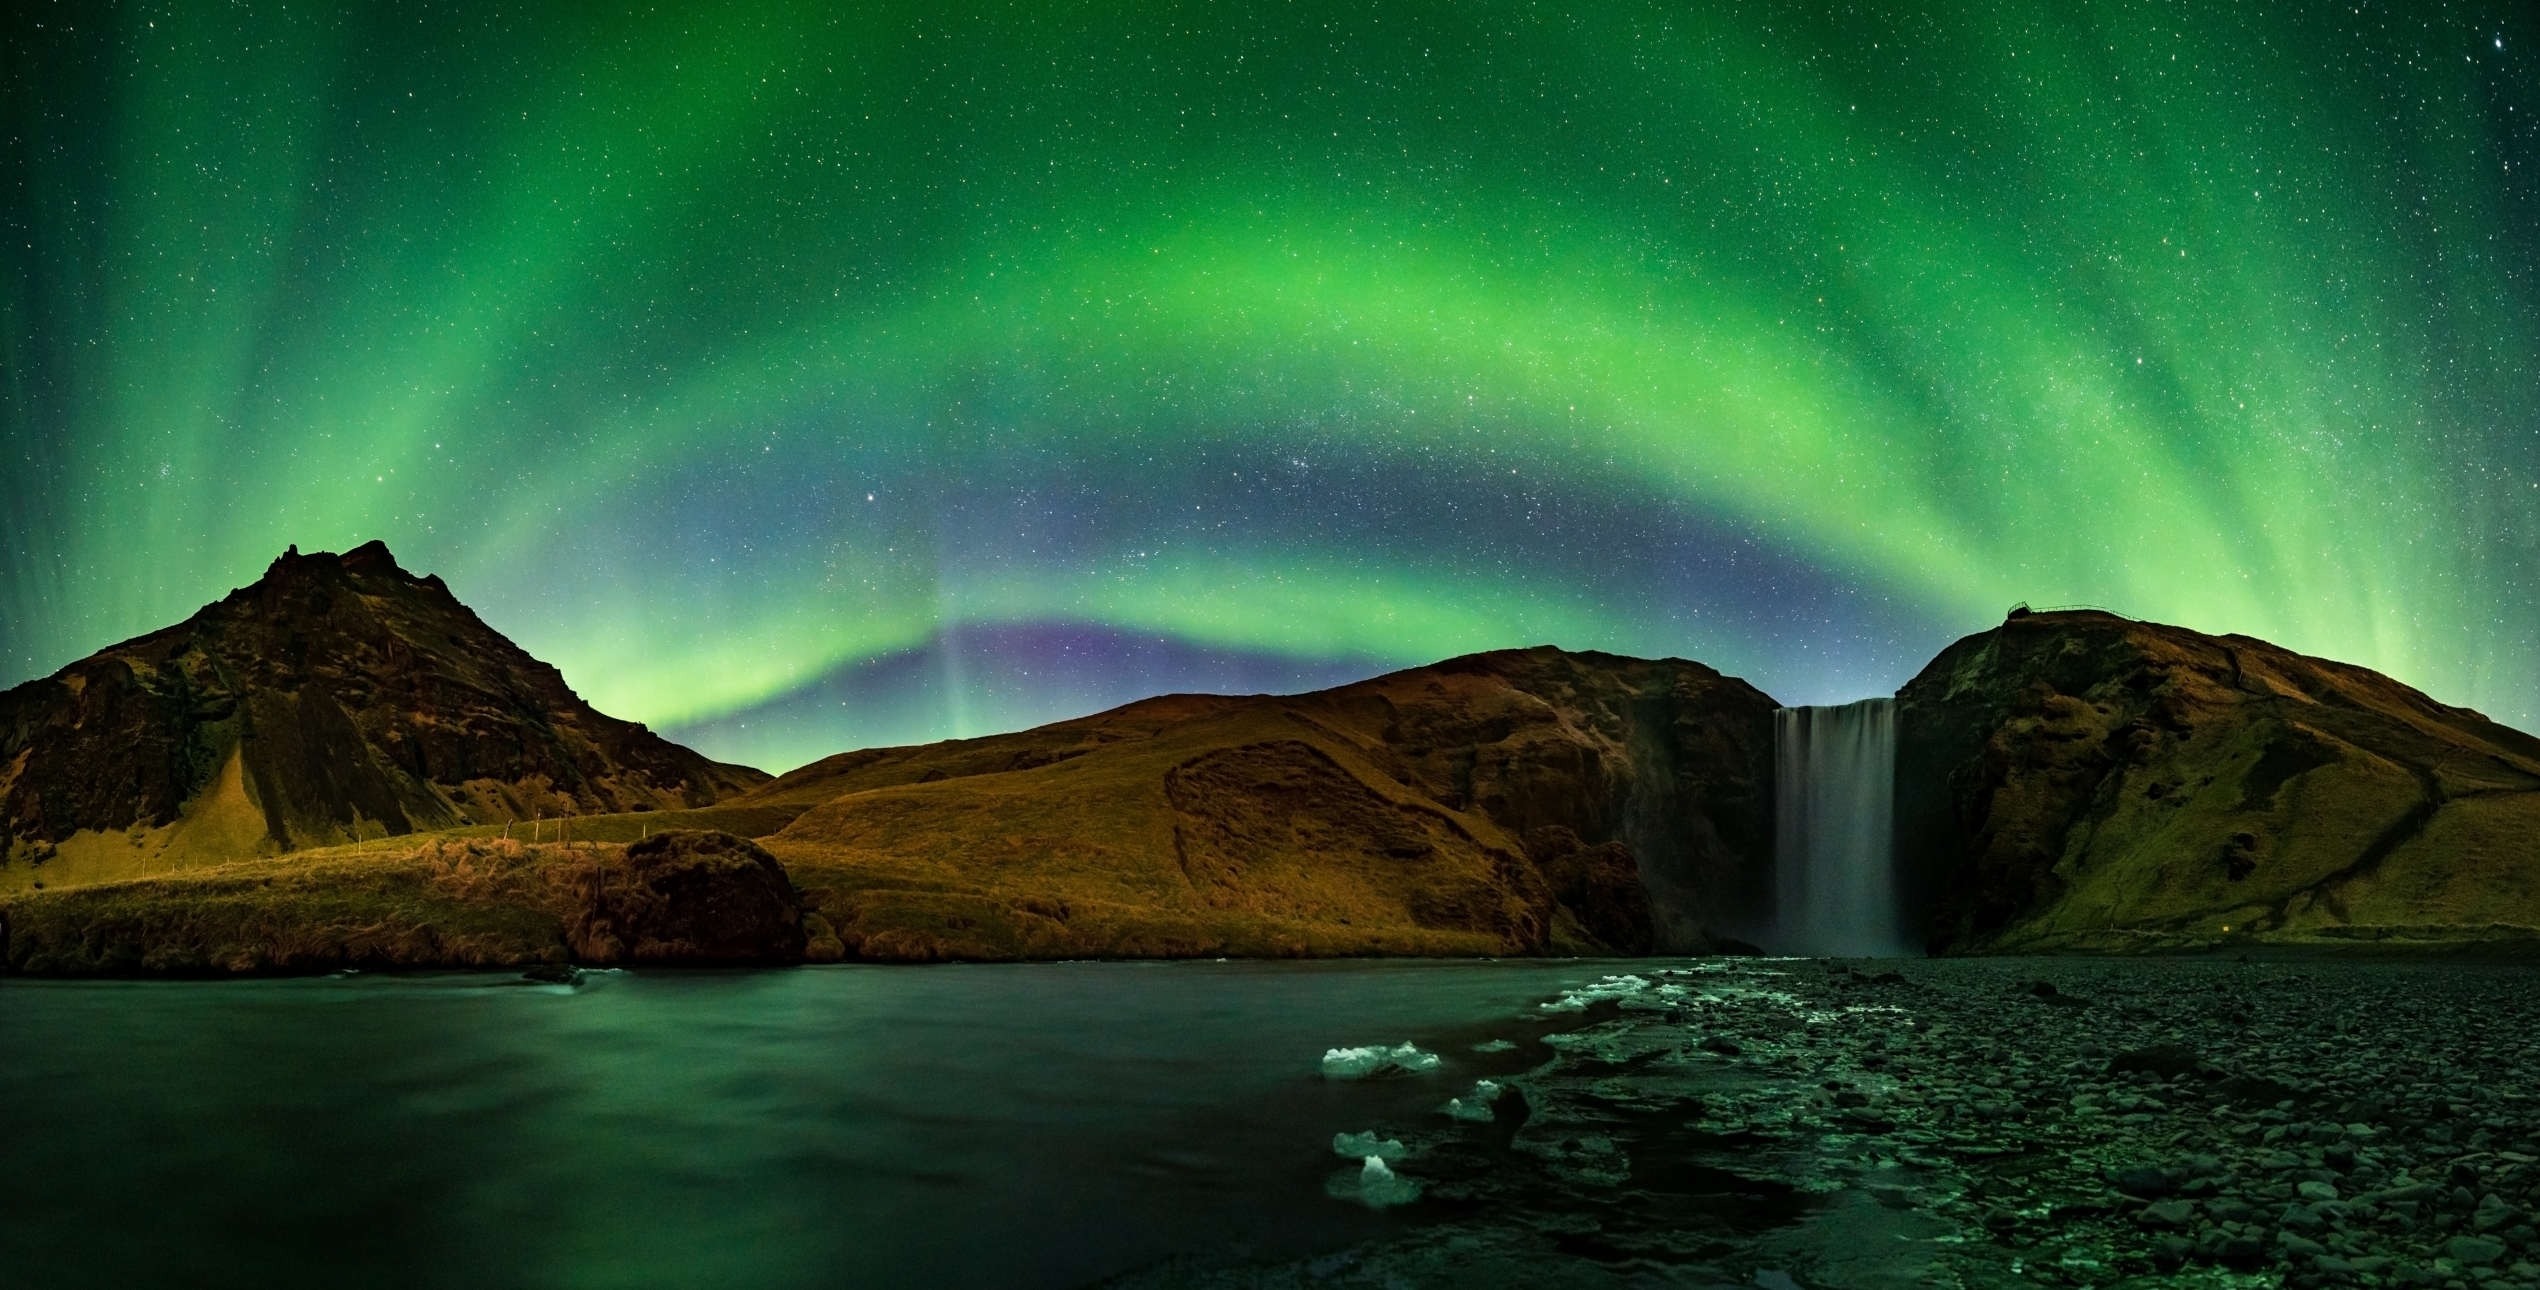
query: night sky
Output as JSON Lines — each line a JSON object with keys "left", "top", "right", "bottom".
{"left": 5, "top": 2, "right": 2534, "bottom": 773}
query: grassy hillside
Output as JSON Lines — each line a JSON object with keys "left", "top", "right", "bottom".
{"left": 1898, "top": 611, "right": 2540, "bottom": 954}
{"left": 730, "top": 647, "right": 1773, "bottom": 961}
{"left": 2, "top": 647, "right": 1776, "bottom": 971}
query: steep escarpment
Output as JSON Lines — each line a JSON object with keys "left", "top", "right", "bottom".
{"left": 1897, "top": 611, "right": 2540, "bottom": 953}
{"left": 0, "top": 542, "right": 766, "bottom": 889}
{"left": 745, "top": 646, "right": 1777, "bottom": 960}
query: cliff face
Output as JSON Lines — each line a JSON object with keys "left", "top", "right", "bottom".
{"left": 0, "top": 542, "right": 765, "bottom": 883}
{"left": 1896, "top": 611, "right": 2540, "bottom": 953}
{"left": 745, "top": 646, "right": 1777, "bottom": 960}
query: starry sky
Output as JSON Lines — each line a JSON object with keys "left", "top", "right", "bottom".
{"left": 4, "top": 1, "right": 2535, "bottom": 773}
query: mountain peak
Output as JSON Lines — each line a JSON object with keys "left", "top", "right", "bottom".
{"left": 1, "top": 548, "right": 766, "bottom": 868}
{"left": 262, "top": 538, "right": 408, "bottom": 581}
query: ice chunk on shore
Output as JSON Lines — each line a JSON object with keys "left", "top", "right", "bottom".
{"left": 1331, "top": 1131, "right": 1406, "bottom": 1161}
{"left": 1442, "top": 1079, "right": 1503, "bottom": 1122}
{"left": 1330, "top": 1157, "right": 1432, "bottom": 1208}
{"left": 1539, "top": 974, "right": 1652, "bottom": 1012}
{"left": 1320, "top": 1042, "right": 1441, "bottom": 1079}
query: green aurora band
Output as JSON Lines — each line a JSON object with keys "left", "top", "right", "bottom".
{"left": 5, "top": 0, "right": 2535, "bottom": 771}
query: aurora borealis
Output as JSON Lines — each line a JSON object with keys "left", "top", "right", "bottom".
{"left": 4, "top": 2, "right": 2534, "bottom": 773}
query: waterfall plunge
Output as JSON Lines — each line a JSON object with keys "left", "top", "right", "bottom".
{"left": 1774, "top": 699, "right": 1909, "bottom": 956}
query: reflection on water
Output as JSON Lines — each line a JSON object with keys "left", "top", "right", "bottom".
{"left": 0, "top": 961, "right": 1630, "bottom": 1289}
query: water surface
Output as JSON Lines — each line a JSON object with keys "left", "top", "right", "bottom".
{"left": 0, "top": 960, "right": 1633, "bottom": 1289}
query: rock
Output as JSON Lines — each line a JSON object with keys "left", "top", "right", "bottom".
{"left": 2280, "top": 1231, "right": 2329, "bottom": 1258}
{"left": 800, "top": 913, "right": 848, "bottom": 963}
{"left": 2218, "top": 1233, "right": 2267, "bottom": 1267}
{"left": 2208, "top": 1198, "right": 2257, "bottom": 1224}
{"left": 1699, "top": 1035, "right": 1744, "bottom": 1056}
{"left": 2473, "top": 1197, "right": 2517, "bottom": 1231}
{"left": 2140, "top": 1199, "right": 2199, "bottom": 1229}
{"left": 2026, "top": 979, "right": 2087, "bottom": 1007}
{"left": 519, "top": 963, "right": 583, "bottom": 985}
{"left": 1488, "top": 1082, "right": 1532, "bottom": 1150}
{"left": 2447, "top": 1235, "right": 2507, "bottom": 1266}
{"left": 2112, "top": 1164, "right": 2174, "bottom": 1197}
{"left": 2110, "top": 1044, "right": 2210, "bottom": 1082}
{"left": 2301, "top": 1180, "right": 2343, "bottom": 1202}
{"left": 566, "top": 830, "right": 806, "bottom": 965}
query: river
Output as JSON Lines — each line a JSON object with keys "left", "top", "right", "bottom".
{"left": 0, "top": 960, "right": 1644, "bottom": 1289}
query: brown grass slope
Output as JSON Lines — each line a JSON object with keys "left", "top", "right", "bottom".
{"left": 0, "top": 541, "right": 766, "bottom": 892}
{"left": 740, "top": 646, "right": 1777, "bottom": 961}
{"left": 1896, "top": 611, "right": 2540, "bottom": 953}
{"left": 0, "top": 831, "right": 813, "bottom": 976}
{"left": 0, "top": 648, "right": 1774, "bottom": 972}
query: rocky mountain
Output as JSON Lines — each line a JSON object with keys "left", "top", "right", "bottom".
{"left": 746, "top": 646, "right": 1778, "bottom": 960}
{"left": 0, "top": 541, "right": 766, "bottom": 887}
{"left": 1896, "top": 610, "right": 2540, "bottom": 953}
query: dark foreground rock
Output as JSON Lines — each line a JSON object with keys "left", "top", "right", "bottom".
{"left": 566, "top": 830, "right": 806, "bottom": 965}
{"left": 1117, "top": 957, "right": 2540, "bottom": 1290}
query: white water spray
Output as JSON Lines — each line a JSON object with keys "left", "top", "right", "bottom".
{"left": 1774, "top": 699, "right": 1908, "bottom": 955}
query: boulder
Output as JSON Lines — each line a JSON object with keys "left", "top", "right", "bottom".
{"left": 567, "top": 830, "right": 806, "bottom": 965}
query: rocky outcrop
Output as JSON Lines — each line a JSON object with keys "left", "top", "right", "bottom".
{"left": 565, "top": 830, "right": 806, "bottom": 965}
{"left": 1896, "top": 611, "right": 2540, "bottom": 953}
{"left": 0, "top": 542, "right": 766, "bottom": 882}
{"left": 751, "top": 646, "right": 1777, "bottom": 960}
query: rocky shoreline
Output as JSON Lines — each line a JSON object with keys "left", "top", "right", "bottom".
{"left": 1143, "top": 957, "right": 2540, "bottom": 1289}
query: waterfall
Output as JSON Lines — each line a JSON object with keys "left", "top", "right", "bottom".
{"left": 1774, "top": 699, "right": 1908, "bottom": 956}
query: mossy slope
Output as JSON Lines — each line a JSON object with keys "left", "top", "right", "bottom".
{"left": 1896, "top": 611, "right": 2540, "bottom": 954}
